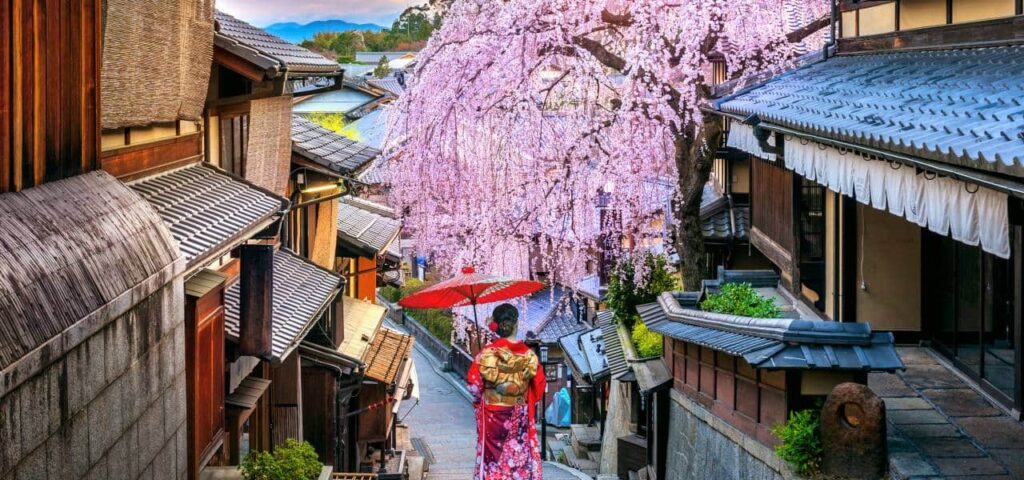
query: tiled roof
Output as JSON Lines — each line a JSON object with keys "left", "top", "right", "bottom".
{"left": 632, "top": 358, "right": 672, "bottom": 394}
{"left": 225, "top": 249, "right": 344, "bottom": 363}
{"left": 367, "top": 77, "right": 405, "bottom": 96}
{"left": 536, "top": 308, "right": 588, "bottom": 344}
{"left": 363, "top": 327, "right": 414, "bottom": 384}
{"left": 639, "top": 283, "right": 905, "bottom": 372}
{"left": 576, "top": 275, "right": 605, "bottom": 302}
{"left": 338, "top": 296, "right": 387, "bottom": 361}
{"left": 558, "top": 330, "right": 593, "bottom": 386}
{"left": 337, "top": 197, "right": 401, "bottom": 257}
{"left": 344, "top": 107, "right": 390, "bottom": 151}
{"left": 701, "top": 204, "right": 750, "bottom": 243}
{"left": 129, "top": 163, "right": 286, "bottom": 271}
{"left": 293, "top": 88, "right": 378, "bottom": 115}
{"left": 579, "top": 328, "right": 610, "bottom": 382}
{"left": 0, "top": 172, "right": 181, "bottom": 375}
{"left": 598, "top": 312, "right": 629, "bottom": 379}
{"left": 292, "top": 116, "right": 380, "bottom": 175}
{"left": 716, "top": 46, "right": 1024, "bottom": 178}
{"left": 215, "top": 11, "right": 339, "bottom": 75}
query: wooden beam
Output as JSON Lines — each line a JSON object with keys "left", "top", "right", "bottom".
{"left": 838, "top": 15, "right": 1024, "bottom": 53}
{"left": 100, "top": 132, "right": 203, "bottom": 180}
{"left": 214, "top": 46, "right": 267, "bottom": 83}
{"left": 239, "top": 244, "right": 274, "bottom": 360}
{"left": 839, "top": 0, "right": 897, "bottom": 12}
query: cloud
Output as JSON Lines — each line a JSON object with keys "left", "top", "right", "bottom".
{"left": 217, "top": 0, "right": 410, "bottom": 27}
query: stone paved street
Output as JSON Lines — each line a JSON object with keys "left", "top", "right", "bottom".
{"left": 872, "top": 347, "right": 1024, "bottom": 479}
{"left": 395, "top": 325, "right": 583, "bottom": 480}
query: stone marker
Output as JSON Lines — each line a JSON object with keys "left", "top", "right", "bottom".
{"left": 820, "top": 382, "right": 887, "bottom": 479}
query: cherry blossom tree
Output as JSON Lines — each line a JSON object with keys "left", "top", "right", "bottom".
{"left": 386, "top": 0, "right": 829, "bottom": 289}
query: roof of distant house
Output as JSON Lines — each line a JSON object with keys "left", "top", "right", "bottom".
{"left": 293, "top": 87, "right": 379, "bottom": 115}
{"left": 716, "top": 45, "right": 1024, "bottom": 178}
{"left": 292, "top": 115, "right": 380, "bottom": 175}
{"left": 215, "top": 10, "right": 340, "bottom": 77}
{"left": 336, "top": 197, "right": 402, "bottom": 259}
{"left": 355, "top": 52, "right": 416, "bottom": 63}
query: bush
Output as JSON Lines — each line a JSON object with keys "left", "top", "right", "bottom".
{"left": 240, "top": 439, "right": 322, "bottom": 480}
{"left": 631, "top": 321, "right": 663, "bottom": 358}
{"left": 772, "top": 409, "right": 823, "bottom": 477}
{"left": 605, "top": 253, "right": 679, "bottom": 330}
{"left": 700, "top": 282, "right": 781, "bottom": 318}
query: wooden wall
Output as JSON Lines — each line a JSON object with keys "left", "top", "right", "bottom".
{"left": 751, "top": 156, "right": 794, "bottom": 254}
{"left": 665, "top": 338, "right": 788, "bottom": 447}
{"left": 1, "top": 0, "right": 102, "bottom": 193}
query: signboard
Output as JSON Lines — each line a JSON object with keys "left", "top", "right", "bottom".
{"left": 544, "top": 363, "right": 559, "bottom": 382}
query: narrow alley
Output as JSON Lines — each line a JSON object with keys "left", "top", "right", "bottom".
{"left": 395, "top": 326, "right": 584, "bottom": 480}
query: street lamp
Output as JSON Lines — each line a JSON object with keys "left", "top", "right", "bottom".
{"left": 539, "top": 344, "right": 549, "bottom": 461}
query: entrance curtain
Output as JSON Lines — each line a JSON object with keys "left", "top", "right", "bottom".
{"left": 783, "top": 137, "right": 1010, "bottom": 258}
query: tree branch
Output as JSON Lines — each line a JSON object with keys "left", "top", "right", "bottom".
{"left": 787, "top": 15, "right": 830, "bottom": 44}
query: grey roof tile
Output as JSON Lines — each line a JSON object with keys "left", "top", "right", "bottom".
{"left": 215, "top": 11, "right": 339, "bottom": 75}
{"left": 129, "top": 163, "right": 286, "bottom": 269}
{"left": 598, "top": 311, "right": 629, "bottom": 379}
{"left": 367, "top": 77, "right": 405, "bottom": 96}
{"left": 337, "top": 197, "right": 401, "bottom": 257}
{"left": 292, "top": 116, "right": 380, "bottom": 174}
{"left": 224, "top": 249, "right": 344, "bottom": 363}
{"left": 717, "top": 46, "right": 1024, "bottom": 178}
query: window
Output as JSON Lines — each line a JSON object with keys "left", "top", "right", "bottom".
{"left": 219, "top": 114, "right": 249, "bottom": 177}
{"left": 799, "top": 179, "right": 827, "bottom": 311}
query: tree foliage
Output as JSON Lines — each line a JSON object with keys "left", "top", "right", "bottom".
{"left": 374, "top": 55, "right": 392, "bottom": 78}
{"left": 606, "top": 254, "right": 678, "bottom": 329}
{"left": 700, "top": 282, "right": 781, "bottom": 318}
{"left": 299, "top": 13, "right": 441, "bottom": 63}
{"left": 384, "top": 0, "right": 828, "bottom": 285}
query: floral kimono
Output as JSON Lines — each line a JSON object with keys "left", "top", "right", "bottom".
{"left": 466, "top": 338, "right": 546, "bottom": 479}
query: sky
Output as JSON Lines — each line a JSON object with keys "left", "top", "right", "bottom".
{"left": 217, "top": 0, "right": 414, "bottom": 27}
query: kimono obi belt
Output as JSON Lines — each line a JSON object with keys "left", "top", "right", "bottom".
{"left": 479, "top": 346, "right": 539, "bottom": 408}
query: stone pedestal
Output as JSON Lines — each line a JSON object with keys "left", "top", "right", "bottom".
{"left": 821, "top": 382, "right": 887, "bottom": 479}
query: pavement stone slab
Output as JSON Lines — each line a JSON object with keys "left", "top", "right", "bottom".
{"left": 870, "top": 372, "right": 918, "bottom": 397}
{"left": 889, "top": 452, "right": 938, "bottom": 477}
{"left": 988, "top": 448, "right": 1024, "bottom": 479}
{"left": 896, "top": 423, "right": 963, "bottom": 438}
{"left": 889, "top": 409, "right": 951, "bottom": 425}
{"left": 954, "top": 417, "right": 1024, "bottom": 450}
{"left": 885, "top": 397, "right": 933, "bottom": 410}
{"left": 915, "top": 438, "right": 985, "bottom": 458}
{"left": 921, "top": 389, "right": 1001, "bottom": 418}
{"left": 933, "top": 456, "right": 1008, "bottom": 476}
{"left": 901, "top": 365, "right": 968, "bottom": 390}
{"left": 897, "top": 347, "right": 940, "bottom": 365}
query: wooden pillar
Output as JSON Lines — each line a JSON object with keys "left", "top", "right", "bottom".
{"left": 240, "top": 244, "right": 274, "bottom": 358}
{"left": 271, "top": 351, "right": 304, "bottom": 447}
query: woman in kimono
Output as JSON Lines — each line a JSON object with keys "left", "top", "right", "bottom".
{"left": 466, "top": 303, "right": 545, "bottom": 479}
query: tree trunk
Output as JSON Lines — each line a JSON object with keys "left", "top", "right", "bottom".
{"left": 673, "top": 118, "right": 723, "bottom": 291}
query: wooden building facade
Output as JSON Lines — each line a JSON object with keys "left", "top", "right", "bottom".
{"left": 714, "top": 0, "right": 1024, "bottom": 415}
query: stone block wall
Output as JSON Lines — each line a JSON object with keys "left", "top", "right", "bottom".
{"left": 665, "top": 389, "right": 799, "bottom": 480}
{"left": 0, "top": 280, "right": 186, "bottom": 480}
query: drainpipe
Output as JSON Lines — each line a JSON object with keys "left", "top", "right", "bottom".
{"left": 825, "top": 0, "right": 839, "bottom": 60}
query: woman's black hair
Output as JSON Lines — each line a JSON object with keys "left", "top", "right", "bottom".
{"left": 492, "top": 303, "right": 519, "bottom": 338}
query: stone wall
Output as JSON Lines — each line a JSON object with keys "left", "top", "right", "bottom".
{"left": 0, "top": 280, "right": 186, "bottom": 480}
{"left": 665, "top": 389, "right": 798, "bottom": 480}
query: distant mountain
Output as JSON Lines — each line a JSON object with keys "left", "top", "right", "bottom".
{"left": 265, "top": 20, "right": 385, "bottom": 43}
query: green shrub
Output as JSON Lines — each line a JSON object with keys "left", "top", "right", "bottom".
{"left": 700, "top": 282, "right": 781, "bottom": 318}
{"left": 239, "top": 451, "right": 281, "bottom": 480}
{"left": 239, "top": 439, "right": 322, "bottom": 480}
{"left": 606, "top": 253, "right": 679, "bottom": 330}
{"left": 379, "top": 285, "right": 401, "bottom": 303}
{"left": 631, "top": 321, "right": 663, "bottom": 358}
{"left": 772, "top": 409, "right": 823, "bottom": 477}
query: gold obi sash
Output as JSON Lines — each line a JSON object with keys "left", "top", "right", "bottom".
{"left": 478, "top": 346, "right": 539, "bottom": 407}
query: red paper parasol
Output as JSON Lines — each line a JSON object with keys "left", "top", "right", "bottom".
{"left": 399, "top": 266, "right": 544, "bottom": 349}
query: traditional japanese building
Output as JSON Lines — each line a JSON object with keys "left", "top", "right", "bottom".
{"left": 714, "top": 0, "right": 1024, "bottom": 416}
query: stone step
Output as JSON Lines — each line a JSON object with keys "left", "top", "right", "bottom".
{"left": 562, "top": 445, "right": 599, "bottom": 474}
